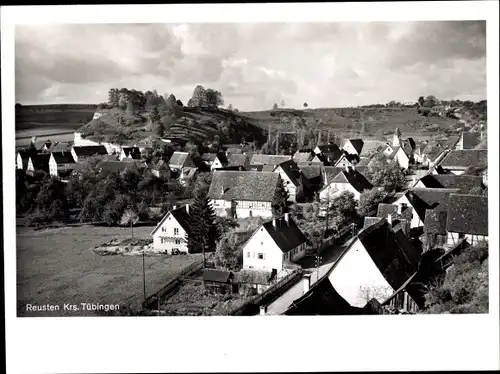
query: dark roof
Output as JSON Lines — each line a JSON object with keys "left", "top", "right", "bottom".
{"left": 72, "top": 145, "right": 108, "bottom": 157}
{"left": 285, "top": 275, "right": 368, "bottom": 315}
{"left": 461, "top": 132, "right": 481, "bottom": 149}
{"left": 18, "top": 148, "right": 38, "bottom": 168}
{"left": 357, "top": 219, "right": 420, "bottom": 292}
{"left": 30, "top": 153, "right": 51, "bottom": 171}
{"left": 207, "top": 171, "right": 279, "bottom": 202}
{"left": 323, "top": 166, "right": 344, "bottom": 183}
{"left": 446, "top": 194, "right": 488, "bottom": 236}
{"left": 168, "top": 152, "right": 191, "bottom": 167}
{"left": 363, "top": 217, "right": 383, "bottom": 230}
{"left": 316, "top": 143, "right": 341, "bottom": 155}
{"left": 48, "top": 141, "right": 73, "bottom": 153}
{"left": 439, "top": 150, "right": 488, "bottom": 170}
{"left": 151, "top": 205, "right": 191, "bottom": 236}
{"left": 216, "top": 153, "right": 229, "bottom": 165}
{"left": 203, "top": 269, "right": 233, "bottom": 283}
{"left": 250, "top": 154, "right": 291, "bottom": 165}
{"left": 276, "top": 160, "right": 301, "bottom": 187}
{"left": 297, "top": 163, "right": 323, "bottom": 180}
{"left": 328, "top": 168, "right": 373, "bottom": 193}
{"left": 417, "top": 174, "right": 484, "bottom": 193}
{"left": 345, "top": 139, "right": 364, "bottom": 154}
{"left": 360, "top": 140, "right": 387, "bottom": 157}
{"left": 32, "top": 139, "right": 52, "bottom": 150}
{"left": 262, "top": 215, "right": 307, "bottom": 253}
{"left": 377, "top": 203, "right": 413, "bottom": 222}
{"left": 99, "top": 161, "right": 139, "bottom": 174}
{"left": 424, "top": 209, "right": 448, "bottom": 235}
{"left": 405, "top": 188, "right": 460, "bottom": 221}
{"left": 228, "top": 154, "right": 248, "bottom": 167}
{"left": 51, "top": 151, "right": 75, "bottom": 164}
{"left": 122, "top": 147, "right": 141, "bottom": 159}
{"left": 336, "top": 151, "right": 360, "bottom": 165}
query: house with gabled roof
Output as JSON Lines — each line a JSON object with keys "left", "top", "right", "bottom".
{"left": 342, "top": 138, "right": 364, "bottom": 156}
{"left": 334, "top": 151, "right": 359, "bottom": 167}
{"left": 151, "top": 159, "right": 171, "bottom": 180}
{"left": 421, "top": 209, "right": 449, "bottom": 251}
{"left": 326, "top": 218, "right": 420, "bottom": 308}
{"left": 437, "top": 150, "right": 488, "bottom": 175}
{"left": 17, "top": 148, "right": 38, "bottom": 170}
{"left": 27, "top": 153, "right": 51, "bottom": 175}
{"left": 392, "top": 128, "right": 402, "bottom": 147}
{"left": 150, "top": 205, "right": 191, "bottom": 254}
{"left": 377, "top": 203, "right": 413, "bottom": 233}
{"left": 319, "top": 165, "right": 373, "bottom": 203}
{"left": 413, "top": 174, "right": 484, "bottom": 193}
{"left": 207, "top": 171, "right": 280, "bottom": 219}
{"left": 391, "top": 188, "right": 459, "bottom": 229}
{"left": 273, "top": 159, "right": 308, "bottom": 202}
{"left": 179, "top": 167, "right": 198, "bottom": 187}
{"left": 71, "top": 145, "right": 108, "bottom": 163}
{"left": 168, "top": 151, "right": 196, "bottom": 171}
{"left": 227, "top": 153, "right": 250, "bottom": 169}
{"left": 49, "top": 151, "right": 76, "bottom": 178}
{"left": 242, "top": 213, "right": 307, "bottom": 272}
{"left": 297, "top": 163, "right": 324, "bottom": 191}
{"left": 446, "top": 194, "right": 488, "bottom": 247}
{"left": 455, "top": 131, "right": 482, "bottom": 150}
{"left": 386, "top": 146, "right": 411, "bottom": 170}
{"left": 293, "top": 148, "right": 315, "bottom": 163}
{"left": 119, "top": 146, "right": 141, "bottom": 161}
{"left": 322, "top": 166, "right": 344, "bottom": 187}
{"left": 313, "top": 143, "right": 343, "bottom": 165}
{"left": 48, "top": 141, "right": 73, "bottom": 153}
{"left": 30, "top": 137, "right": 53, "bottom": 152}
{"left": 359, "top": 140, "right": 388, "bottom": 158}
{"left": 250, "top": 154, "right": 291, "bottom": 166}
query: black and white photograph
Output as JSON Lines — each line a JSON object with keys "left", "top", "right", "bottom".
{"left": 3, "top": 2, "right": 499, "bottom": 373}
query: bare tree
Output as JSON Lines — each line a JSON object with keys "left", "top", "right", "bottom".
{"left": 120, "top": 209, "right": 139, "bottom": 239}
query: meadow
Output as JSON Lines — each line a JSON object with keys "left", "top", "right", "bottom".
{"left": 17, "top": 224, "right": 199, "bottom": 317}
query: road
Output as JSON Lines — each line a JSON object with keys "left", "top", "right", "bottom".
{"left": 265, "top": 234, "right": 359, "bottom": 315}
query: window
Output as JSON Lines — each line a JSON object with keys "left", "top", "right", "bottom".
{"left": 261, "top": 241, "right": 263, "bottom": 245}
{"left": 258, "top": 253, "right": 265, "bottom": 260}
{"left": 175, "top": 239, "right": 181, "bottom": 245}
{"left": 174, "top": 228, "right": 179, "bottom": 236}
{"left": 246, "top": 252, "right": 250, "bottom": 258}
{"left": 161, "top": 227, "right": 166, "bottom": 233}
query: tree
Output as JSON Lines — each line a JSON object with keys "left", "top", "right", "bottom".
{"left": 190, "top": 85, "right": 207, "bottom": 107}
{"left": 126, "top": 101, "right": 136, "bottom": 115}
{"left": 329, "top": 191, "right": 358, "bottom": 232}
{"left": 273, "top": 103, "right": 278, "bottom": 110}
{"left": 424, "top": 95, "right": 438, "bottom": 108}
{"left": 32, "top": 176, "right": 69, "bottom": 222}
{"left": 108, "top": 88, "right": 119, "bottom": 108}
{"left": 227, "top": 104, "right": 234, "bottom": 111}
{"left": 214, "top": 232, "right": 241, "bottom": 270}
{"left": 120, "top": 208, "right": 139, "bottom": 239}
{"left": 166, "top": 94, "right": 177, "bottom": 114}
{"left": 272, "top": 179, "right": 290, "bottom": 218}
{"left": 188, "top": 192, "right": 220, "bottom": 256}
{"left": 149, "top": 106, "right": 161, "bottom": 125}
{"left": 356, "top": 188, "right": 387, "bottom": 217}
{"left": 303, "top": 102, "right": 308, "bottom": 108}
{"left": 368, "top": 160, "right": 406, "bottom": 192}
{"left": 418, "top": 96, "right": 425, "bottom": 107}
{"left": 205, "top": 88, "right": 224, "bottom": 108}
{"left": 280, "top": 100, "right": 286, "bottom": 108}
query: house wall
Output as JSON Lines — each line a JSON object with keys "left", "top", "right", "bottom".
{"left": 17, "top": 154, "right": 23, "bottom": 169}
{"left": 393, "top": 195, "right": 423, "bottom": 228}
{"left": 335, "top": 156, "right": 353, "bottom": 168}
{"left": 343, "top": 142, "right": 359, "bottom": 156}
{"left": 242, "top": 228, "right": 284, "bottom": 271}
{"left": 152, "top": 215, "right": 189, "bottom": 254}
{"left": 395, "top": 149, "right": 409, "bottom": 169}
{"left": 392, "top": 135, "right": 401, "bottom": 147}
{"left": 275, "top": 166, "right": 297, "bottom": 202}
{"left": 49, "top": 156, "right": 58, "bottom": 177}
{"left": 447, "top": 232, "right": 488, "bottom": 247}
{"left": 210, "top": 199, "right": 273, "bottom": 219}
{"left": 27, "top": 158, "right": 34, "bottom": 172}
{"left": 319, "top": 183, "right": 361, "bottom": 203}
{"left": 383, "top": 146, "right": 394, "bottom": 157}
{"left": 328, "top": 239, "right": 395, "bottom": 307}
{"left": 70, "top": 148, "right": 78, "bottom": 163}
{"left": 210, "top": 158, "right": 225, "bottom": 171}
{"left": 103, "top": 142, "right": 121, "bottom": 155}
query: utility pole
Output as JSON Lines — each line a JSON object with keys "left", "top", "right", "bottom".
{"left": 142, "top": 251, "right": 146, "bottom": 301}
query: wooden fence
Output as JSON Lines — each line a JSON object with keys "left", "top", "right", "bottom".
{"left": 229, "top": 269, "right": 303, "bottom": 316}
{"left": 142, "top": 259, "right": 204, "bottom": 309}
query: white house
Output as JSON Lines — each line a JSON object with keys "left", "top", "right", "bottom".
{"left": 168, "top": 151, "right": 196, "bottom": 171}
{"left": 49, "top": 152, "right": 76, "bottom": 178}
{"left": 207, "top": 171, "right": 280, "bottom": 219}
{"left": 242, "top": 213, "right": 307, "bottom": 272}
{"left": 327, "top": 218, "right": 420, "bottom": 307}
{"left": 392, "top": 128, "right": 402, "bottom": 147}
{"left": 446, "top": 194, "right": 488, "bottom": 247}
{"left": 319, "top": 165, "right": 373, "bottom": 203}
{"left": 334, "top": 152, "right": 359, "bottom": 168}
{"left": 342, "top": 139, "right": 364, "bottom": 156}
{"left": 26, "top": 153, "right": 51, "bottom": 175}
{"left": 273, "top": 160, "right": 303, "bottom": 202}
{"left": 119, "top": 147, "right": 141, "bottom": 161}
{"left": 71, "top": 145, "right": 108, "bottom": 163}
{"left": 150, "top": 205, "right": 191, "bottom": 254}
{"left": 209, "top": 154, "right": 229, "bottom": 171}
{"left": 387, "top": 146, "right": 410, "bottom": 170}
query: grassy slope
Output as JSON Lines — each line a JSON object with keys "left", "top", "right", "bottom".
{"left": 17, "top": 225, "right": 200, "bottom": 316}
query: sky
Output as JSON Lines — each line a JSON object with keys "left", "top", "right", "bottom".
{"left": 15, "top": 21, "right": 486, "bottom": 110}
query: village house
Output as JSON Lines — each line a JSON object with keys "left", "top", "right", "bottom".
{"left": 27, "top": 153, "right": 51, "bottom": 175}
{"left": 49, "top": 151, "right": 76, "bottom": 178}
{"left": 455, "top": 131, "right": 482, "bottom": 150}
{"left": 293, "top": 148, "right": 315, "bottom": 163}
{"left": 421, "top": 208, "right": 449, "bottom": 251}
{"left": 413, "top": 174, "right": 484, "bottom": 194}
{"left": 327, "top": 218, "right": 421, "bottom": 308}
{"left": 47, "top": 141, "right": 73, "bottom": 153}
{"left": 359, "top": 140, "right": 388, "bottom": 159}
{"left": 242, "top": 213, "right": 307, "bottom": 272}
{"left": 334, "top": 151, "right": 360, "bottom": 167}
{"left": 227, "top": 153, "right": 250, "bottom": 169}
{"left": 151, "top": 160, "right": 171, "bottom": 180}
{"left": 313, "top": 143, "right": 343, "bottom": 164}
{"left": 390, "top": 188, "right": 459, "bottom": 229}
{"left": 391, "top": 128, "right": 402, "bottom": 147}
{"left": 168, "top": 151, "right": 196, "bottom": 171}
{"left": 386, "top": 146, "right": 411, "bottom": 170}
{"left": 297, "top": 163, "right": 324, "bottom": 191}
{"left": 208, "top": 153, "right": 229, "bottom": 171}
{"left": 342, "top": 138, "right": 364, "bottom": 156}
{"left": 71, "top": 145, "right": 108, "bottom": 163}
{"left": 207, "top": 171, "right": 280, "bottom": 219}
{"left": 178, "top": 167, "right": 198, "bottom": 187}
{"left": 249, "top": 154, "right": 292, "bottom": 166}
{"left": 30, "top": 136, "right": 53, "bottom": 152}
{"left": 446, "top": 194, "right": 488, "bottom": 247}
{"left": 16, "top": 148, "right": 38, "bottom": 170}
{"left": 203, "top": 269, "right": 237, "bottom": 294}
{"left": 376, "top": 203, "right": 413, "bottom": 236}
{"left": 273, "top": 160, "right": 307, "bottom": 202}
{"left": 119, "top": 146, "right": 141, "bottom": 161}
{"left": 150, "top": 205, "right": 191, "bottom": 254}
{"left": 319, "top": 165, "right": 373, "bottom": 203}
{"left": 436, "top": 150, "right": 488, "bottom": 175}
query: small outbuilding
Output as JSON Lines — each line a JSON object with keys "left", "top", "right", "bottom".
{"left": 202, "top": 269, "right": 237, "bottom": 294}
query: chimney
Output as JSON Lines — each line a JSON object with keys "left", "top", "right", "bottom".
{"left": 31, "top": 136, "right": 37, "bottom": 144}
{"left": 387, "top": 214, "right": 393, "bottom": 226}
{"left": 272, "top": 218, "right": 277, "bottom": 229}
{"left": 259, "top": 305, "right": 267, "bottom": 316}
{"left": 397, "top": 204, "right": 402, "bottom": 214}
{"left": 221, "top": 185, "right": 225, "bottom": 195}
{"left": 185, "top": 204, "right": 189, "bottom": 214}
{"left": 302, "top": 274, "right": 311, "bottom": 294}
{"left": 173, "top": 205, "right": 177, "bottom": 211}
{"left": 284, "top": 213, "right": 289, "bottom": 224}
{"left": 345, "top": 164, "right": 349, "bottom": 173}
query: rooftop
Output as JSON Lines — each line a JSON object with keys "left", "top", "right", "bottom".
{"left": 207, "top": 171, "right": 279, "bottom": 202}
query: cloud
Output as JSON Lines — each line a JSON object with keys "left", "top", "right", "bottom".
{"left": 15, "top": 21, "right": 486, "bottom": 109}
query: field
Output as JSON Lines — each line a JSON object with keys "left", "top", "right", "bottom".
{"left": 17, "top": 224, "right": 200, "bottom": 317}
